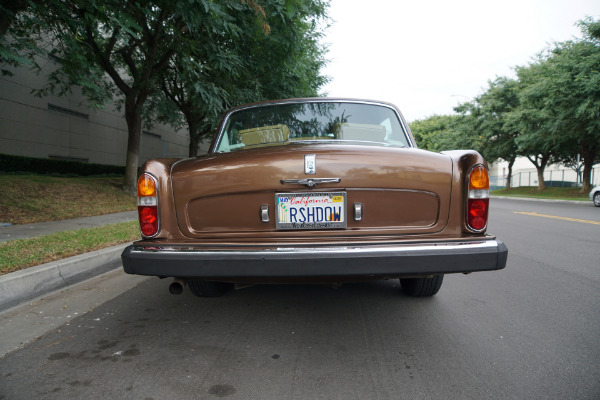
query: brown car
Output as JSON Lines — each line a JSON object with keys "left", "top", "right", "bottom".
{"left": 121, "top": 98, "right": 507, "bottom": 297}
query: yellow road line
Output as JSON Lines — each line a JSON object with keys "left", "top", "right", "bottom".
{"left": 514, "top": 211, "right": 600, "bottom": 225}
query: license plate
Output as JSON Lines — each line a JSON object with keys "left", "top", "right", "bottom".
{"left": 275, "top": 192, "right": 347, "bottom": 230}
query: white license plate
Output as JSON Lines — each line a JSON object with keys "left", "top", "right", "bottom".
{"left": 275, "top": 192, "right": 347, "bottom": 230}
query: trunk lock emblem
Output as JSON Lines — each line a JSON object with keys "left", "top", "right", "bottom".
{"left": 281, "top": 154, "right": 340, "bottom": 187}
{"left": 305, "top": 154, "right": 316, "bottom": 174}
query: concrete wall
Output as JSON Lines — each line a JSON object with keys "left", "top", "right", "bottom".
{"left": 0, "top": 56, "right": 208, "bottom": 166}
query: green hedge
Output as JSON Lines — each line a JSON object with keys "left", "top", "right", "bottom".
{"left": 0, "top": 153, "right": 125, "bottom": 176}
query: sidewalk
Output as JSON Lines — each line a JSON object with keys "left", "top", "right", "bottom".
{"left": 0, "top": 211, "right": 137, "bottom": 243}
{"left": 0, "top": 211, "right": 138, "bottom": 311}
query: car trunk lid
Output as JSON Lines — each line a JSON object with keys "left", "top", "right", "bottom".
{"left": 170, "top": 144, "right": 453, "bottom": 239}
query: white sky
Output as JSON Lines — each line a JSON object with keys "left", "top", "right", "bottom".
{"left": 320, "top": 0, "right": 600, "bottom": 122}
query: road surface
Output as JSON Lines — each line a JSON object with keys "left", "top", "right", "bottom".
{"left": 1, "top": 198, "right": 599, "bottom": 399}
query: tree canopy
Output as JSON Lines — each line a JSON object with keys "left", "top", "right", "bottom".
{"left": 2, "top": 0, "right": 330, "bottom": 192}
{"left": 156, "top": 0, "right": 329, "bottom": 157}
{"left": 410, "top": 17, "right": 600, "bottom": 192}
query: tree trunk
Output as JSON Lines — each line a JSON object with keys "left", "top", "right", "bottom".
{"left": 579, "top": 145, "right": 597, "bottom": 193}
{"left": 188, "top": 122, "right": 199, "bottom": 158}
{"left": 505, "top": 156, "right": 516, "bottom": 190}
{"left": 123, "top": 99, "right": 143, "bottom": 194}
{"left": 535, "top": 167, "right": 546, "bottom": 191}
{"left": 187, "top": 116, "right": 202, "bottom": 158}
{"left": 527, "top": 155, "right": 548, "bottom": 191}
{"left": 581, "top": 157, "right": 593, "bottom": 193}
{"left": 188, "top": 140, "right": 198, "bottom": 158}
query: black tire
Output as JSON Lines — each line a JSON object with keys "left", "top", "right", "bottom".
{"left": 188, "top": 280, "right": 233, "bottom": 297}
{"left": 400, "top": 275, "right": 444, "bottom": 297}
{"left": 594, "top": 192, "right": 600, "bottom": 207}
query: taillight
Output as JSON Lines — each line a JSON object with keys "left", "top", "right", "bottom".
{"left": 467, "top": 165, "right": 489, "bottom": 231}
{"left": 137, "top": 173, "right": 159, "bottom": 237}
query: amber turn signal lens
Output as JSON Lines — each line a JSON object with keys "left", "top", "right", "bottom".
{"left": 469, "top": 166, "right": 489, "bottom": 190}
{"left": 138, "top": 174, "right": 156, "bottom": 197}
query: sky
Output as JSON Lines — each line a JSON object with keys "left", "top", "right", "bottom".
{"left": 320, "top": 0, "right": 600, "bottom": 122}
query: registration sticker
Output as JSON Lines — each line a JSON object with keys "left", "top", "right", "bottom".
{"left": 275, "top": 192, "right": 347, "bottom": 230}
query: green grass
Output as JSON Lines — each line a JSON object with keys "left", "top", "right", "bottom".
{"left": 0, "top": 175, "right": 136, "bottom": 224}
{"left": 491, "top": 186, "right": 590, "bottom": 201}
{"left": 0, "top": 221, "right": 139, "bottom": 275}
{"left": 0, "top": 174, "right": 140, "bottom": 274}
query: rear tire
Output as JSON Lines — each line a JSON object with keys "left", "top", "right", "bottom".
{"left": 400, "top": 275, "right": 444, "bottom": 297}
{"left": 594, "top": 192, "right": 600, "bottom": 207}
{"left": 188, "top": 280, "right": 233, "bottom": 297}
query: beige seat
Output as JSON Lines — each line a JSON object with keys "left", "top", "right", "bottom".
{"left": 238, "top": 125, "right": 290, "bottom": 146}
{"left": 334, "top": 123, "right": 386, "bottom": 142}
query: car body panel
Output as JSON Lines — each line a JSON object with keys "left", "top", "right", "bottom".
{"left": 170, "top": 145, "right": 452, "bottom": 238}
{"left": 589, "top": 186, "right": 600, "bottom": 207}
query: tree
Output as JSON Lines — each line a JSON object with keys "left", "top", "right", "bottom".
{"left": 156, "top": 20, "right": 254, "bottom": 157}
{"left": 409, "top": 114, "right": 463, "bottom": 152}
{"left": 29, "top": 0, "right": 271, "bottom": 192}
{"left": 507, "top": 18, "right": 600, "bottom": 192}
{"left": 0, "top": 1, "right": 45, "bottom": 76}
{"left": 509, "top": 59, "right": 567, "bottom": 191}
{"left": 526, "top": 18, "right": 600, "bottom": 192}
{"left": 454, "top": 77, "right": 521, "bottom": 189}
{"left": 158, "top": 53, "right": 243, "bottom": 158}
{"left": 33, "top": 1, "right": 186, "bottom": 192}
{"left": 243, "top": 0, "right": 329, "bottom": 101}
{"left": 157, "top": 0, "right": 329, "bottom": 157}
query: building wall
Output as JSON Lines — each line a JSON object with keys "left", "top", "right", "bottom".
{"left": 0, "top": 56, "right": 209, "bottom": 166}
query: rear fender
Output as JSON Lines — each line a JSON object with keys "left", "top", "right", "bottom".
{"left": 442, "top": 150, "right": 488, "bottom": 234}
{"left": 138, "top": 158, "right": 181, "bottom": 240}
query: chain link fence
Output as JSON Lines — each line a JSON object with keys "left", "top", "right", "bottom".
{"left": 490, "top": 166, "right": 600, "bottom": 190}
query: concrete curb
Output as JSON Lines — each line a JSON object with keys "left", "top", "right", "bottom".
{"left": 0, "top": 243, "right": 129, "bottom": 312}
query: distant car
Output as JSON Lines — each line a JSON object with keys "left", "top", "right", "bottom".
{"left": 121, "top": 98, "right": 508, "bottom": 297}
{"left": 590, "top": 186, "right": 600, "bottom": 207}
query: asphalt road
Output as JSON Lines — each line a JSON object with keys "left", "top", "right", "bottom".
{"left": 1, "top": 198, "right": 599, "bottom": 400}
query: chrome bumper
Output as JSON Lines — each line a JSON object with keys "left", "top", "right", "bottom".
{"left": 121, "top": 239, "right": 508, "bottom": 279}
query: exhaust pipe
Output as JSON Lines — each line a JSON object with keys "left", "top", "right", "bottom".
{"left": 169, "top": 278, "right": 186, "bottom": 295}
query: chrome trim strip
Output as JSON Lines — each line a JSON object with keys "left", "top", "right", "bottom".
{"left": 280, "top": 178, "right": 341, "bottom": 188}
{"left": 130, "top": 239, "right": 500, "bottom": 258}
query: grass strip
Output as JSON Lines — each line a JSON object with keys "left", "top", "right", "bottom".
{"left": 0, "top": 221, "right": 139, "bottom": 276}
{"left": 0, "top": 175, "right": 135, "bottom": 224}
{"left": 491, "top": 186, "right": 589, "bottom": 201}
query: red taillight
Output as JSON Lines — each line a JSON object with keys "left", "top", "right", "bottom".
{"left": 467, "top": 165, "right": 489, "bottom": 232}
{"left": 139, "top": 206, "right": 158, "bottom": 236}
{"left": 137, "top": 173, "right": 158, "bottom": 237}
{"left": 467, "top": 198, "right": 489, "bottom": 231}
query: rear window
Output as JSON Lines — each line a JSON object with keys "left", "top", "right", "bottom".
{"left": 214, "top": 102, "right": 411, "bottom": 153}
